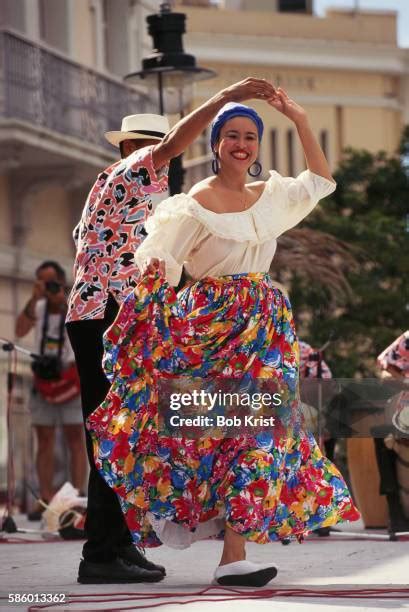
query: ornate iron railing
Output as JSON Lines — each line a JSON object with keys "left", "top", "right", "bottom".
{"left": 0, "top": 30, "right": 147, "bottom": 150}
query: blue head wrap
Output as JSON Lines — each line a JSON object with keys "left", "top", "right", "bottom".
{"left": 210, "top": 103, "right": 264, "bottom": 150}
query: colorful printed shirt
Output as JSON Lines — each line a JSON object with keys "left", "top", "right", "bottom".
{"left": 66, "top": 146, "right": 168, "bottom": 322}
{"left": 377, "top": 331, "right": 409, "bottom": 377}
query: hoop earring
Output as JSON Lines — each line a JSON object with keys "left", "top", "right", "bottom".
{"left": 248, "top": 161, "right": 262, "bottom": 177}
{"left": 211, "top": 153, "right": 219, "bottom": 175}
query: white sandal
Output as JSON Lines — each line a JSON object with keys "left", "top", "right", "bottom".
{"left": 214, "top": 560, "right": 278, "bottom": 587}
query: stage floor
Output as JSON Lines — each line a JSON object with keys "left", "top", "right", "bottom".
{"left": 1, "top": 515, "right": 408, "bottom": 611}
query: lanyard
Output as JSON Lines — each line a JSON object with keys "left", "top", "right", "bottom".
{"left": 39, "top": 303, "right": 66, "bottom": 361}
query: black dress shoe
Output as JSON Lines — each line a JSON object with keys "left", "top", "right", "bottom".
{"left": 27, "top": 501, "right": 47, "bottom": 521}
{"left": 118, "top": 545, "right": 166, "bottom": 575}
{"left": 314, "top": 527, "right": 331, "bottom": 537}
{"left": 77, "top": 558, "right": 164, "bottom": 584}
{"left": 27, "top": 509, "right": 43, "bottom": 522}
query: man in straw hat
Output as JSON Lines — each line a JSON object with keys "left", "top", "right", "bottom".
{"left": 65, "top": 77, "right": 276, "bottom": 584}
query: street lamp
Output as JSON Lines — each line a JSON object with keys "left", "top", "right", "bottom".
{"left": 125, "top": 2, "right": 216, "bottom": 195}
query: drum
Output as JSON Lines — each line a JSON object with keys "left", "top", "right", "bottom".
{"left": 347, "top": 438, "right": 388, "bottom": 528}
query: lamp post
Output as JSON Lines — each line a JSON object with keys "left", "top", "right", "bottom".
{"left": 125, "top": 2, "right": 215, "bottom": 195}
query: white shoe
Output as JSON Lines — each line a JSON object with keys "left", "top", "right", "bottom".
{"left": 214, "top": 560, "right": 278, "bottom": 587}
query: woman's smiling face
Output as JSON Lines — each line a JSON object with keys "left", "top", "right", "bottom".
{"left": 215, "top": 116, "right": 260, "bottom": 171}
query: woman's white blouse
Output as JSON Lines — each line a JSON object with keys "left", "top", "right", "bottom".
{"left": 134, "top": 169, "right": 336, "bottom": 286}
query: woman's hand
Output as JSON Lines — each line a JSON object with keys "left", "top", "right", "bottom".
{"left": 268, "top": 86, "right": 333, "bottom": 181}
{"left": 152, "top": 78, "right": 276, "bottom": 170}
{"left": 142, "top": 257, "right": 166, "bottom": 277}
{"left": 267, "top": 87, "right": 307, "bottom": 125}
{"left": 223, "top": 77, "right": 277, "bottom": 103}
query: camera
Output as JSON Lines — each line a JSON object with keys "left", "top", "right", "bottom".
{"left": 31, "top": 355, "right": 62, "bottom": 380}
{"left": 45, "top": 280, "right": 62, "bottom": 294}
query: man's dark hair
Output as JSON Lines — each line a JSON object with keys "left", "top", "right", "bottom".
{"left": 119, "top": 141, "right": 126, "bottom": 159}
{"left": 36, "top": 260, "right": 66, "bottom": 282}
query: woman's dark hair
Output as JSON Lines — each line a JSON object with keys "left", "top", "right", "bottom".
{"left": 36, "top": 260, "right": 66, "bottom": 283}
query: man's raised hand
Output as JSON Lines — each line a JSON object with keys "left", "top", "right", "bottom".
{"left": 224, "top": 78, "right": 276, "bottom": 103}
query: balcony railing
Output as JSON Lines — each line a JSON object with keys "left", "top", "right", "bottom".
{"left": 0, "top": 30, "right": 147, "bottom": 150}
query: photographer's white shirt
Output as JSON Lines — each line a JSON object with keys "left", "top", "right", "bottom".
{"left": 34, "top": 299, "right": 75, "bottom": 365}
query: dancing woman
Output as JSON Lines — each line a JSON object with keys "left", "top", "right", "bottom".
{"left": 88, "top": 87, "right": 360, "bottom": 587}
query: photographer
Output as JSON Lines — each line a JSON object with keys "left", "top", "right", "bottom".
{"left": 16, "top": 261, "right": 87, "bottom": 520}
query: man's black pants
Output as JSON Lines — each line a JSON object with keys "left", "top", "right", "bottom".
{"left": 66, "top": 295, "right": 132, "bottom": 562}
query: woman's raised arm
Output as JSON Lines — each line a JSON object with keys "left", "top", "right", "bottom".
{"left": 267, "top": 87, "right": 334, "bottom": 183}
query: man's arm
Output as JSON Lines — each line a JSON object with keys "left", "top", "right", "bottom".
{"left": 15, "top": 282, "right": 44, "bottom": 337}
{"left": 152, "top": 78, "right": 275, "bottom": 170}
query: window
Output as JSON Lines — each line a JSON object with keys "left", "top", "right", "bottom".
{"left": 1, "top": 0, "right": 26, "bottom": 32}
{"left": 287, "top": 129, "right": 294, "bottom": 176}
{"left": 335, "top": 106, "right": 343, "bottom": 162}
{"left": 102, "top": 0, "right": 130, "bottom": 75}
{"left": 39, "top": 0, "right": 69, "bottom": 52}
{"left": 270, "top": 129, "right": 278, "bottom": 171}
{"left": 320, "top": 129, "right": 328, "bottom": 159}
{"left": 278, "top": 0, "right": 312, "bottom": 13}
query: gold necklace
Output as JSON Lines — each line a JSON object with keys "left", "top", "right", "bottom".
{"left": 216, "top": 178, "right": 249, "bottom": 211}
{"left": 241, "top": 187, "right": 249, "bottom": 211}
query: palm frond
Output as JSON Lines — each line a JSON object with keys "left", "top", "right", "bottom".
{"left": 270, "top": 228, "right": 360, "bottom": 302}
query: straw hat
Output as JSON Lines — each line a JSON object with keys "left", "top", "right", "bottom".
{"left": 105, "top": 114, "right": 170, "bottom": 148}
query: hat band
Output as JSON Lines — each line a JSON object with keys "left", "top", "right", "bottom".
{"left": 127, "top": 129, "right": 165, "bottom": 138}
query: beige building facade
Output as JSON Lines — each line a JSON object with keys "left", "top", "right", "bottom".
{"left": 177, "top": 2, "right": 408, "bottom": 187}
{"left": 1, "top": 1, "right": 407, "bottom": 341}
{"left": 0, "top": 0, "right": 161, "bottom": 342}
{"left": 0, "top": 0, "right": 160, "bottom": 486}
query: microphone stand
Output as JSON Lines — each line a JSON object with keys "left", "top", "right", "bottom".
{"left": 1, "top": 338, "right": 41, "bottom": 361}
{"left": 1, "top": 339, "right": 41, "bottom": 533}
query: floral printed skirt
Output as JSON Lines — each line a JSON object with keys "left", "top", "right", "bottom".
{"left": 87, "top": 272, "right": 360, "bottom": 547}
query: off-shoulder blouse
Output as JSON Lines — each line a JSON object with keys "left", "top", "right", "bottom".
{"left": 134, "top": 169, "right": 336, "bottom": 286}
